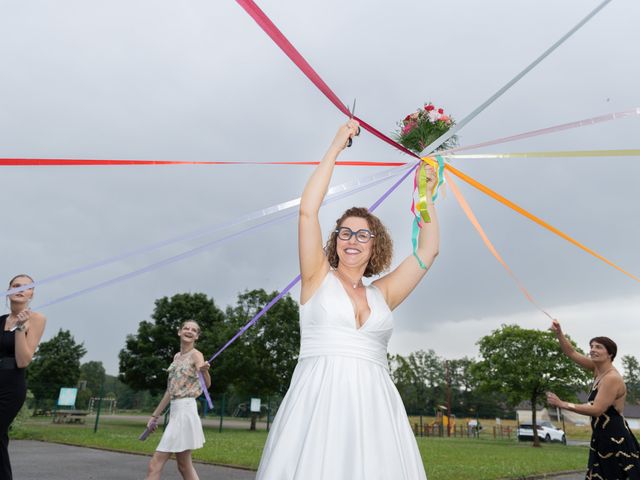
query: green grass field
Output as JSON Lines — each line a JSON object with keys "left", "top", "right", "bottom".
{"left": 12, "top": 416, "right": 589, "bottom": 479}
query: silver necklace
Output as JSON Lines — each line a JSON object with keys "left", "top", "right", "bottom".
{"left": 335, "top": 268, "right": 362, "bottom": 289}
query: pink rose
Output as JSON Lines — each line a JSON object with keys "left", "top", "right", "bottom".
{"left": 402, "top": 123, "right": 415, "bottom": 135}
{"left": 439, "top": 114, "right": 450, "bottom": 122}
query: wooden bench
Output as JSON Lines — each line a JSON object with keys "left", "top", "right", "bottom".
{"left": 52, "top": 410, "right": 89, "bottom": 424}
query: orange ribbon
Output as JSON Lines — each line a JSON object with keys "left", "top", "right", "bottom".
{"left": 445, "top": 171, "right": 552, "bottom": 317}
{"left": 444, "top": 163, "right": 640, "bottom": 283}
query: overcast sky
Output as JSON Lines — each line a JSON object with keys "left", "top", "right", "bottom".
{"left": 1, "top": 0, "right": 638, "bottom": 375}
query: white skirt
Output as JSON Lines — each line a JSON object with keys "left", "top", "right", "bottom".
{"left": 256, "top": 355, "right": 427, "bottom": 480}
{"left": 156, "top": 398, "right": 205, "bottom": 453}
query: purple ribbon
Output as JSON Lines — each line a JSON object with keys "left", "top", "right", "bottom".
{"left": 200, "top": 159, "right": 419, "bottom": 407}
{"left": 198, "top": 371, "right": 213, "bottom": 409}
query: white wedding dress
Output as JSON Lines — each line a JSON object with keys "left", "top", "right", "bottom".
{"left": 256, "top": 271, "right": 427, "bottom": 480}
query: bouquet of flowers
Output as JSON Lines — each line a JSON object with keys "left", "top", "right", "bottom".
{"left": 395, "top": 103, "right": 457, "bottom": 154}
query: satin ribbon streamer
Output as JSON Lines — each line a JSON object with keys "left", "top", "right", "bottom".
{"left": 411, "top": 156, "right": 446, "bottom": 269}
{"left": 418, "top": 0, "right": 613, "bottom": 155}
{"left": 30, "top": 165, "right": 417, "bottom": 309}
{"left": 237, "top": 0, "right": 637, "bottom": 300}
{"left": 6, "top": 162, "right": 414, "bottom": 298}
{"left": 200, "top": 162, "right": 419, "bottom": 408}
{"left": 444, "top": 163, "right": 640, "bottom": 283}
{"left": 441, "top": 108, "right": 640, "bottom": 155}
{"left": 445, "top": 149, "right": 640, "bottom": 160}
{"left": 445, "top": 171, "right": 552, "bottom": 318}
{"left": 0, "top": 158, "right": 404, "bottom": 167}
{"left": 7, "top": 0, "right": 625, "bottom": 412}
{"left": 5, "top": 108, "right": 638, "bottom": 168}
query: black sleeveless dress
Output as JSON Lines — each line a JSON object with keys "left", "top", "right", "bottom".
{"left": 0, "top": 314, "right": 27, "bottom": 480}
{"left": 587, "top": 387, "right": 640, "bottom": 479}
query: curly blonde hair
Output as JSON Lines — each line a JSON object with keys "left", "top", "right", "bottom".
{"left": 325, "top": 207, "right": 393, "bottom": 277}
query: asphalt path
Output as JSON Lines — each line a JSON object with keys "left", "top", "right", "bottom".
{"left": 9, "top": 440, "right": 256, "bottom": 480}
{"left": 9, "top": 438, "right": 586, "bottom": 479}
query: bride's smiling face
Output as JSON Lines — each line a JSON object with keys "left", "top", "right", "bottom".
{"left": 335, "top": 216, "right": 374, "bottom": 268}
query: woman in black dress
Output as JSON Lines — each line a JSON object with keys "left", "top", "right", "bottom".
{"left": 0, "top": 274, "right": 47, "bottom": 480}
{"left": 546, "top": 319, "right": 640, "bottom": 479}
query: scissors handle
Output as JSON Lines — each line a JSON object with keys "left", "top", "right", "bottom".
{"left": 346, "top": 127, "right": 361, "bottom": 148}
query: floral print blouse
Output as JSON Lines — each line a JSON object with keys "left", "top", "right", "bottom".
{"left": 167, "top": 351, "right": 202, "bottom": 399}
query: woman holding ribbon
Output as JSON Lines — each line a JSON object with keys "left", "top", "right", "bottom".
{"left": 546, "top": 319, "right": 640, "bottom": 479}
{"left": 1, "top": 274, "right": 47, "bottom": 480}
{"left": 256, "top": 120, "right": 439, "bottom": 479}
{"left": 145, "top": 320, "right": 211, "bottom": 480}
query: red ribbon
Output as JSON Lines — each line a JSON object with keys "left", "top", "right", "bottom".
{"left": 235, "top": 0, "right": 420, "bottom": 160}
{"left": 0, "top": 158, "right": 405, "bottom": 167}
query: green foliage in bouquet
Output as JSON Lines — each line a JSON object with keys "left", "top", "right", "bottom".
{"left": 395, "top": 103, "right": 458, "bottom": 154}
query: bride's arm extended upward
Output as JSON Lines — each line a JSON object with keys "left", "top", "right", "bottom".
{"left": 373, "top": 164, "right": 439, "bottom": 310}
{"left": 299, "top": 121, "right": 359, "bottom": 304}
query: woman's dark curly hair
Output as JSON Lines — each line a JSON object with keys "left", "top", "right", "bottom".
{"left": 325, "top": 207, "right": 393, "bottom": 277}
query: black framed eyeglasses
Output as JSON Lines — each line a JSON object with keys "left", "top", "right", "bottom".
{"left": 335, "top": 227, "right": 375, "bottom": 244}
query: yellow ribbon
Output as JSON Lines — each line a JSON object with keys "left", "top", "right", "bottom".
{"left": 443, "top": 149, "right": 640, "bottom": 160}
{"left": 416, "top": 162, "right": 431, "bottom": 223}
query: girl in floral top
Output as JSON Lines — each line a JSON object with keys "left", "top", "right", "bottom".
{"left": 145, "top": 320, "right": 211, "bottom": 480}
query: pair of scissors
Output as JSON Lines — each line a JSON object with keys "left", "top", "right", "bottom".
{"left": 346, "top": 98, "right": 361, "bottom": 148}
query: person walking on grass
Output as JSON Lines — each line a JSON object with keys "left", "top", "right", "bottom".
{"left": 145, "top": 320, "right": 211, "bottom": 480}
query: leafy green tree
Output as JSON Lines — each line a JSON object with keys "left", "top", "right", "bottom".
{"left": 390, "top": 354, "right": 416, "bottom": 412}
{"left": 28, "top": 329, "right": 87, "bottom": 407}
{"left": 622, "top": 355, "right": 640, "bottom": 404}
{"left": 80, "top": 361, "right": 106, "bottom": 392}
{"left": 119, "top": 293, "right": 226, "bottom": 394}
{"left": 102, "top": 373, "right": 137, "bottom": 409}
{"left": 446, "top": 357, "right": 509, "bottom": 418}
{"left": 390, "top": 350, "right": 445, "bottom": 415}
{"left": 223, "top": 290, "right": 300, "bottom": 419}
{"left": 208, "top": 289, "right": 301, "bottom": 430}
{"left": 75, "top": 361, "right": 107, "bottom": 409}
{"left": 472, "top": 324, "right": 590, "bottom": 446}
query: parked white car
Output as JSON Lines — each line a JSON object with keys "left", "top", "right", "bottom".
{"left": 517, "top": 421, "right": 566, "bottom": 443}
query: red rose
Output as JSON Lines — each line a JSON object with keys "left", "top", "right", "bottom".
{"left": 404, "top": 114, "right": 411, "bottom": 122}
{"left": 425, "top": 105, "right": 435, "bottom": 111}
{"left": 438, "top": 108, "right": 444, "bottom": 114}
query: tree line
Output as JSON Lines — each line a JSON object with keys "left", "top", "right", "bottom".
{"left": 25, "top": 291, "right": 640, "bottom": 421}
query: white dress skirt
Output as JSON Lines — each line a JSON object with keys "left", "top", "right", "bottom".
{"left": 156, "top": 397, "right": 205, "bottom": 453}
{"left": 256, "top": 271, "right": 428, "bottom": 480}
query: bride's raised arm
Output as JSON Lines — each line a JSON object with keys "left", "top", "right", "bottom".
{"left": 373, "top": 164, "right": 440, "bottom": 310}
{"left": 299, "top": 121, "right": 359, "bottom": 303}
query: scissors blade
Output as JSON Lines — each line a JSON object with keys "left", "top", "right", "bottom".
{"left": 346, "top": 98, "right": 358, "bottom": 148}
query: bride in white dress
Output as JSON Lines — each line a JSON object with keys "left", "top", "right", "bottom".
{"left": 256, "top": 120, "right": 439, "bottom": 480}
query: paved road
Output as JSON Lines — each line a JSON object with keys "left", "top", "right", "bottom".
{"left": 9, "top": 440, "right": 256, "bottom": 480}
{"left": 10, "top": 439, "right": 586, "bottom": 479}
